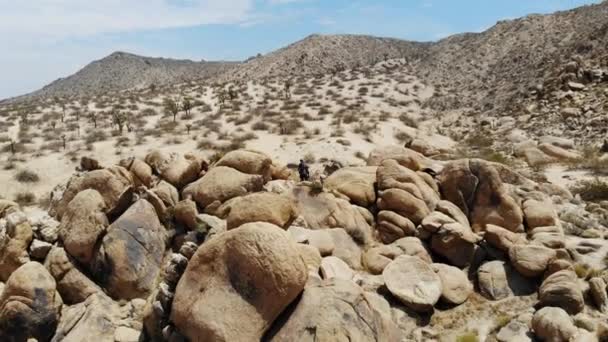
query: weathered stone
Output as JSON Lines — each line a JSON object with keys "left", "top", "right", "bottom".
{"left": 92, "top": 199, "right": 166, "bottom": 300}
{"left": 383, "top": 255, "right": 441, "bottom": 312}
{"left": 50, "top": 166, "right": 133, "bottom": 220}
{"left": 58, "top": 189, "right": 109, "bottom": 265}
{"left": 320, "top": 256, "right": 354, "bottom": 281}
{"left": 171, "top": 222, "right": 307, "bottom": 342}
{"left": 215, "top": 149, "right": 273, "bottom": 181}
{"left": 44, "top": 247, "right": 103, "bottom": 305}
{"left": 539, "top": 270, "right": 584, "bottom": 315}
{"left": 0, "top": 212, "right": 33, "bottom": 281}
{"left": 589, "top": 277, "right": 608, "bottom": 313}
{"left": 266, "top": 279, "right": 400, "bottom": 342}
{"left": 213, "top": 192, "right": 298, "bottom": 230}
{"left": 291, "top": 186, "right": 373, "bottom": 245}
{"left": 532, "top": 307, "right": 577, "bottom": 342}
{"left": 0, "top": 262, "right": 62, "bottom": 341}
{"left": 182, "top": 166, "right": 264, "bottom": 209}
{"left": 509, "top": 244, "right": 556, "bottom": 278}
{"left": 324, "top": 166, "right": 377, "bottom": 207}
{"left": 145, "top": 150, "right": 205, "bottom": 189}
{"left": 432, "top": 263, "right": 473, "bottom": 305}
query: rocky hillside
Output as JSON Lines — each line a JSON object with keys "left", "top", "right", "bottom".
{"left": 220, "top": 34, "right": 428, "bottom": 80}
{"left": 17, "top": 52, "right": 238, "bottom": 100}
{"left": 1, "top": 147, "right": 607, "bottom": 341}
{"left": 416, "top": 0, "right": 608, "bottom": 114}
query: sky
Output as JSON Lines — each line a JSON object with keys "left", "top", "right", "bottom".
{"left": 0, "top": 0, "right": 602, "bottom": 100}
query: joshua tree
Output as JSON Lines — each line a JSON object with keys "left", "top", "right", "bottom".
{"left": 284, "top": 80, "right": 292, "bottom": 100}
{"left": 19, "top": 111, "right": 29, "bottom": 125}
{"left": 54, "top": 97, "right": 66, "bottom": 122}
{"left": 186, "top": 123, "right": 192, "bottom": 135}
{"left": 89, "top": 112, "right": 98, "bottom": 128}
{"left": 9, "top": 140, "right": 15, "bottom": 154}
{"left": 61, "top": 135, "right": 67, "bottom": 150}
{"left": 182, "top": 97, "right": 193, "bottom": 117}
{"left": 164, "top": 98, "right": 179, "bottom": 122}
{"left": 228, "top": 86, "right": 237, "bottom": 101}
{"left": 112, "top": 110, "right": 127, "bottom": 134}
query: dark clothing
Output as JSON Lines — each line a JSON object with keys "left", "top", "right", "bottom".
{"left": 298, "top": 162, "right": 310, "bottom": 181}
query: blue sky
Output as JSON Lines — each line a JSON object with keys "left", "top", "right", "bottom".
{"left": 0, "top": 0, "right": 601, "bottom": 100}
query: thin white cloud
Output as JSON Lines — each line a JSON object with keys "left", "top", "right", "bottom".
{"left": 0, "top": 0, "right": 255, "bottom": 41}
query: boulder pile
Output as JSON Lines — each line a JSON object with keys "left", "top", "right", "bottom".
{"left": 0, "top": 146, "right": 606, "bottom": 341}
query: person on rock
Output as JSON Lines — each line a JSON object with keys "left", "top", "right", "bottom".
{"left": 298, "top": 159, "right": 310, "bottom": 181}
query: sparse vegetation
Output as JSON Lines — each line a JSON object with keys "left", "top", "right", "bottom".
{"left": 570, "top": 178, "right": 608, "bottom": 202}
{"left": 14, "top": 169, "right": 40, "bottom": 183}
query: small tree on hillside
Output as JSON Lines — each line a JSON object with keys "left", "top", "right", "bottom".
{"left": 182, "top": 97, "right": 193, "bottom": 117}
{"left": 112, "top": 110, "right": 127, "bottom": 134}
{"left": 164, "top": 98, "right": 179, "bottom": 122}
{"left": 89, "top": 112, "right": 98, "bottom": 128}
{"left": 284, "top": 80, "right": 292, "bottom": 100}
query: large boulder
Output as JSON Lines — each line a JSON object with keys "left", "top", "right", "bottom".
{"left": 291, "top": 186, "right": 373, "bottom": 245}
{"left": 477, "top": 260, "right": 535, "bottom": 300}
{"left": 421, "top": 208, "right": 480, "bottom": 268}
{"left": 0, "top": 212, "right": 33, "bottom": 281}
{"left": 171, "top": 222, "right": 307, "bottom": 341}
{"left": 51, "top": 293, "right": 124, "bottom": 342}
{"left": 212, "top": 192, "right": 298, "bottom": 230}
{"left": 538, "top": 143, "right": 580, "bottom": 161}
{"left": 382, "top": 255, "right": 442, "bottom": 312}
{"left": 287, "top": 226, "right": 335, "bottom": 256}
{"left": 44, "top": 247, "right": 103, "bottom": 305}
{"left": 509, "top": 244, "right": 556, "bottom": 278}
{"left": 532, "top": 307, "right": 578, "bottom": 341}
{"left": 377, "top": 159, "right": 439, "bottom": 210}
{"left": 215, "top": 149, "right": 273, "bottom": 181}
{"left": 432, "top": 263, "right": 473, "bottom": 305}
{"left": 173, "top": 199, "right": 199, "bottom": 231}
{"left": 376, "top": 210, "right": 417, "bottom": 244}
{"left": 523, "top": 199, "right": 558, "bottom": 229}
{"left": 377, "top": 189, "right": 430, "bottom": 226}
{"left": 367, "top": 145, "right": 426, "bottom": 171}
{"left": 266, "top": 279, "right": 400, "bottom": 342}
{"left": 0, "top": 200, "right": 19, "bottom": 218}
{"left": 119, "top": 157, "right": 153, "bottom": 188}
{"left": 363, "top": 237, "right": 432, "bottom": 275}
{"left": 182, "top": 166, "right": 264, "bottom": 210}
{"left": 484, "top": 224, "right": 526, "bottom": 252}
{"left": 327, "top": 228, "right": 364, "bottom": 269}
{"left": 92, "top": 199, "right": 166, "bottom": 300}
{"left": 438, "top": 159, "right": 523, "bottom": 233}
{"left": 589, "top": 277, "right": 608, "bottom": 313}
{"left": 320, "top": 256, "right": 354, "bottom": 281}
{"left": 145, "top": 150, "right": 205, "bottom": 189}
{"left": 50, "top": 166, "right": 133, "bottom": 220}
{"left": 538, "top": 270, "right": 584, "bottom": 315}
{"left": 0, "top": 262, "right": 62, "bottom": 341}
{"left": 58, "top": 189, "right": 109, "bottom": 265}
{"left": 324, "top": 166, "right": 377, "bottom": 207}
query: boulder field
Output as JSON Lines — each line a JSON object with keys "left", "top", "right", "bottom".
{"left": 1, "top": 146, "right": 607, "bottom": 341}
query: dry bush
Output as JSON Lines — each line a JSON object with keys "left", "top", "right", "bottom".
{"left": 303, "top": 152, "right": 316, "bottom": 163}
{"left": 399, "top": 113, "right": 419, "bottom": 128}
{"left": 252, "top": 121, "right": 270, "bottom": 131}
{"left": 278, "top": 119, "right": 303, "bottom": 135}
{"left": 14, "top": 191, "right": 36, "bottom": 206}
{"left": 570, "top": 178, "right": 608, "bottom": 202}
{"left": 14, "top": 169, "right": 40, "bottom": 183}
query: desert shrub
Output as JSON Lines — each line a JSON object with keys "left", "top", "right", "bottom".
{"left": 197, "top": 139, "right": 215, "bottom": 150}
{"left": 85, "top": 130, "right": 107, "bottom": 144}
{"left": 570, "top": 178, "right": 608, "bottom": 202}
{"left": 303, "top": 152, "right": 316, "bottom": 164}
{"left": 252, "top": 121, "right": 269, "bottom": 131}
{"left": 394, "top": 131, "right": 413, "bottom": 143}
{"left": 279, "top": 119, "right": 303, "bottom": 135}
{"left": 399, "top": 113, "right": 419, "bottom": 128}
{"left": 14, "top": 169, "right": 40, "bottom": 183}
{"left": 354, "top": 151, "right": 366, "bottom": 161}
{"left": 14, "top": 191, "right": 36, "bottom": 206}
